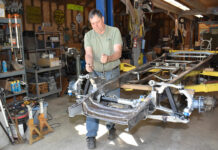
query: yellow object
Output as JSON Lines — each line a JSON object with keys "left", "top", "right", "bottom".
{"left": 184, "top": 71, "right": 201, "bottom": 78}
{"left": 184, "top": 71, "right": 218, "bottom": 79}
{"left": 200, "top": 71, "right": 218, "bottom": 77}
{"left": 138, "top": 53, "right": 143, "bottom": 65}
{"left": 169, "top": 49, "right": 218, "bottom": 53}
{"left": 120, "top": 62, "right": 136, "bottom": 90}
{"left": 148, "top": 68, "right": 161, "bottom": 72}
{"left": 185, "top": 83, "right": 218, "bottom": 93}
{"left": 124, "top": 88, "right": 134, "bottom": 91}
{"left": 38, "top": 113, "right": 53, "bottom": 135}
{"left": 67, "top": 4, "right": 83, "bottom": 11}
{"left": 120, "top": 63, "right": 136, "bottom": 72}
{"left": 28, "top": 119, "right": 43, "bottom": 144}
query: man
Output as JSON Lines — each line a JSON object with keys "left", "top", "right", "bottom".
{"left": 84, "top": 9, "right": 123, "bottom": 149}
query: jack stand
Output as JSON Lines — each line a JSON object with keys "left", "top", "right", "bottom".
{"left": 38, "top": 100, "right": 53, "bottom": 135}
{"left": 27, "top": 105, "right": 43, "bottom": 144}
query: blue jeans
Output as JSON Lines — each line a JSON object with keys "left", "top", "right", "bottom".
{"left": 86, "top": 67, "right": 120, "bottom": 137}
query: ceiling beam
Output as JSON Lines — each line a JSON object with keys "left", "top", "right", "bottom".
{"left": 152, "top": 0, "right": 183, "bottom": 15}
{"left": 180, "top": 0, "right": 207, "bottom": 13}
{"left": 152, "top": 0, "right": 195, "bottom": 20}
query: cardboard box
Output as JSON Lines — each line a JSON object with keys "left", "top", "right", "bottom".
{"left": 37, "top": 57, "right": 60, "bottom": 67}
{"left": 29, "top": 82, "right": 48, "bottom": 94}
{"left": 0, "top": 79, "right": 11, "bottom": 91}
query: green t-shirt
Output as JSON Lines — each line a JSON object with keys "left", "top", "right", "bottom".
{"left": 84, "top": 25, "right": 123, "bottom": 72}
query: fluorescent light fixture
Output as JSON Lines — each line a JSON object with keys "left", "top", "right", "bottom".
{"left": 163, "top": 0, "right": 190, "bottom": 11}
{"left": 195, "top": 14, "right": 203, "bottom": 18}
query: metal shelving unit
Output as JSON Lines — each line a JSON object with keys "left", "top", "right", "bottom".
{"left": 0, "top": 18, "right": 28, "bottom": 101}
{"left": 26, "top": 66, "right": 62, "bottom": 98}
{"left": 0, "top": 70, "right": 26, "bottom": 78}
{"left": 26, "top": 32, "right": 62, "bottom": 98}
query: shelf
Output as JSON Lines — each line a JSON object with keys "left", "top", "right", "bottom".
{"left": 36, "top": 48, "right": 60, "bottom": 50}
{"left": 26, "top": 66, "right": 62, "bottom": 73}
{"left": 0, "top": 46, "right": 20, "bottom": 50}
{"left": 26, "top": 48, "right": 60, "bottom": 52}
{"left": 26, "top": 31, "right": 62, "bottom": 98}
{"left": 5, "top": 90, "right": 28, "bottom": 98}
{"left": 28, "top": 88, "right": 61, "bottom": 98}
{"left": 35, "top": 31, "right": 61, "bottom": 35}
{"left": 0, "top": 70, "right": 26, "bottom": 78}
{"left": 0, "top": 18, "right": 21, "bottom": 24}
{"left": 0, "top": 18, "right": 28, "bottom": 101}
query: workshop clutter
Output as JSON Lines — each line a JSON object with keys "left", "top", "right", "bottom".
{"left": 29, "top": 82, "right": 48, "bottom": 94}
{"left": 8, "top": 102, "right": 28, "bottom": 139}
{"left": 28, "top": 76, "right": 58, "bottom": 95}
{"left": 37, "top": 57, "right": 60, "bottom": 67}
{"left": 0, "top": 79, "right": 23, "bottom": 92}
{"left": 0, "top": 59, "right": 24, "bottom": 72}
{"left": 0, "top": 87, "right": 52, "bottom": 145}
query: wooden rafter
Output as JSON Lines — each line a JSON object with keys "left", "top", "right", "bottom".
{"left": 152, "top": 0, "right": 182, "bottom": 15}
{"left": 180, "top": 0, "right": 207, "bottom": 12}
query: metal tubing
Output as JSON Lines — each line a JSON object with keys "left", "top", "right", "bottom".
{"left": 39, "top": 101, "right": 44, "bottom": 114}
{"left": 169, "top": 51, "right": 213, "bottom": 56}
{"left": 14, "top": 14, "right": 20, "bottom": 49}
{"left": 147, "top": 115, "right": 189, "bottom": 123}
{"left": 102, "top": 96, "right": 137, "bottom": 107}
{"left": 76, "top": 54, "right": 81, "bottom": 78}
{"left": 168, "top": 54, "right": 213, "bottom": 84}
{"left": 83, "top": 79, "right": 90, "bottom": 95}
{"left": 165, "top": 87, "right": 178, "bottom": 114}
{"left": 128, "top": 70, "right": 162, "bottom": 84}
{"left": 8, "top": 14, "right": 14, "bottom": 53}
{"left": 27, "top": 105, "right": 33, "bottom": 119}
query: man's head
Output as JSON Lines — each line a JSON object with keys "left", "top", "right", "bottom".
{"left": 88, "top": 9, "right": 105, "bottom": 34}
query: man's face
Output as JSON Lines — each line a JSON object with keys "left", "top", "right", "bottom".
{"left": 89, "top": 15, "right": 105, "bottom": 34}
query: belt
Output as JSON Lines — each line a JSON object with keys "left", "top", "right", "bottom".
{"left": 96, "top": 66, "right": 119, "bottom": 73}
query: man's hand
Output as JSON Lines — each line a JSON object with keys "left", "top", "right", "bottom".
{"left": 86, "top": 64, "right": 93, "bottom": 72}
{"left": 101, "top": 54, "right": 108, "bottom": 64}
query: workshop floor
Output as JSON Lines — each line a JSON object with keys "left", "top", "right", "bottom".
{"left": 2, "top": 94, "right": 218, "bottom": 150}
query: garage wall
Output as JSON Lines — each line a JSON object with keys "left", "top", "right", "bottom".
{"left": 22, "top": 0, "right": 94, "bottom": 45}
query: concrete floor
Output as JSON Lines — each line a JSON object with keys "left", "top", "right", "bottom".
{"left": 2, "top": 94, "right": 218, "bottom": 150}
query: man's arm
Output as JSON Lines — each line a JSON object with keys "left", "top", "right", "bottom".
{"left": 85, "top": 46, "right": 94, "bottom": 72}
{"left": 101, "top": 44, "right": 122, "bottom": 63}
